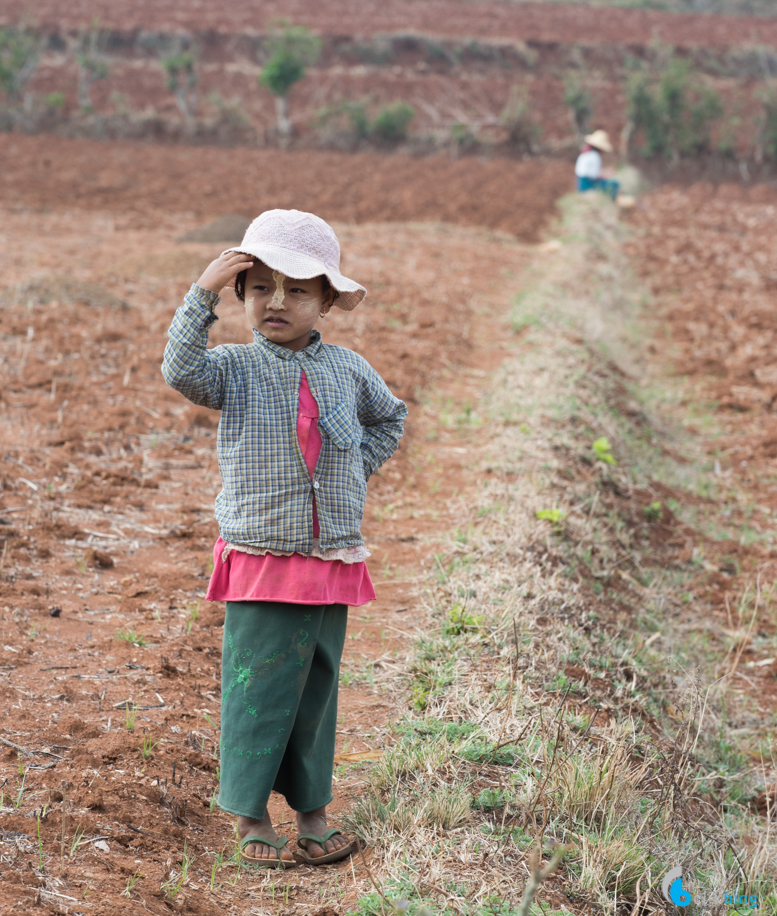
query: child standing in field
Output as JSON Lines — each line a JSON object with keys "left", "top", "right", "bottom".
{"left": 162, "top": 209, "right": 407, "bottom": 868}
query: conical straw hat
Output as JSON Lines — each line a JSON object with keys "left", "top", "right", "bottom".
{"left": 584, "top": 130, "right": 613, "bottom": 153}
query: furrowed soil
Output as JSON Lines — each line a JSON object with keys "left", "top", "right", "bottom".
{"left": 623, "top": 182, "right": 777, "bottom": 699}
{"left": 4, "top": 128, "right": 777, "bottom": 912}
{"left": 0, "top": 135, "right": 569, "bottom": 244}
{"left": 0, "top": 137, "right": 544, "bottom": 913}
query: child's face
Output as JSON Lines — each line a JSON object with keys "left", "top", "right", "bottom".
{"left": 243, "top": 261, "right": 335, "bottom": 351}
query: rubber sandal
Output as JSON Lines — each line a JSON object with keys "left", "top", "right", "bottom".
{"left": 297, "top": 829, "right": 357, "bottom": 865}
{"left": 240, "top": 834, "right": 296, "bottom": 868}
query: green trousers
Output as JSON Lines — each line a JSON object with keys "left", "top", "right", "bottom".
{"left": 217, "top": 600, "right": 348, "bottom": 821}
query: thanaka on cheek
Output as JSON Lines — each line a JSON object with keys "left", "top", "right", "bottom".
{"left": 295, "top": 296, "right": 323, "bottom": 319}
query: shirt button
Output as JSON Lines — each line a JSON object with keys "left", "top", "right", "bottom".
{"left": 313, "top": 481, "right": 319, "bottom": 490}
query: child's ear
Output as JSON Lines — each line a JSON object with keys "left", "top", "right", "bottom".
{"left": 320, "top": 287, "right": 336, "bottom": 315}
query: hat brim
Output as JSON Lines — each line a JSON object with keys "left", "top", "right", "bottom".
{"left": 223, "top": 242, "right": 366, "bottom": 311}
{"left": 584, "top": 133, "right": 613, "bottom": 153}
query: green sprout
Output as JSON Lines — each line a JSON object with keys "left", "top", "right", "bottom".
{"left": 210, "top": 848, "right": 226, "bottom": 890}
{"left": 123, "top": 870, "right": 143, "bottom": 898}
{"left": 140, "top": 734, "right": 159, "bottom": 759}
{"left": 592, "top": 436, "right": 617, "bottom": 465}
{"left": 162, "top": 841, "right": 193, "bottom": 899}
{"left": 444, "top": 604, "right": 484, "bottom": 636}
{"left": 36, "top": 813, "right": 44, "bottom": 871}
{"left": 643, "top": 501, "right": 662, "bottom": 521}
{"left": 536, "top": 508, "right": 566, "bottom": 524}
{"left": 115, "top": 629, "right": 148, "bottom": 647}
{"left": 70, "top": 824, "right": 86, "bottom": 857}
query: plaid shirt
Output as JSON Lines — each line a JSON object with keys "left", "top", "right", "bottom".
{"left": 161, "top": 284, "right": 407, "bottom": 553}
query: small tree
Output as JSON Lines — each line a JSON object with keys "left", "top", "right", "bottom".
{"left": 626, "top": 58, "right": 722, "bottom": 160}
{"left": 755, "top": 83, "right": 777, "bottom": 162}
{"left": 75, "top": 20, "right": 110, "bottom": 111}
{"left": 501, "top": 85, "right": 541, "bottom": 155}
{"left": 0, "top": 25, "right": 41, "bottom": 108}
{"left": 259, "top": 23, "right": 321, "bottom": 139}
{"left": 563, "top": 74, "right": 592, "bottom": 140}
{"left": 370, "top": 101, "right": 414, "bottom": 143}
{"left": 162, "top": 48, "right": 198, "bottom": 123}
{"left": 315, "top": 98, "right": 370, "bottom": 146}
{"left": 626, "top": 72, "right": 667, "bottom": 157}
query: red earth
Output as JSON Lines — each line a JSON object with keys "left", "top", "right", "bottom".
{"left": 0, "top": 133, "right": 572, "bottom": 242}
{"left": 2, "top": 0, "right": 777, "bottom": 47}
{"left": 624, "top": 180, "right": 777, "bottom": 701}
{"left": 0, "top": 136, "right": 540, "bottom": 913}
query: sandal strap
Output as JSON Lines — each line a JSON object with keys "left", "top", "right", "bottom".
{"left": 297, "top": 828, "right": 341, "bottom": 848}
{"left": 240, "top": 834, "right": 289, "bottom": 855}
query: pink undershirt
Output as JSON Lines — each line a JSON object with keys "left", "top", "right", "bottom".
{"left": 205, "top": 371, "right": 376, "bottom": 607}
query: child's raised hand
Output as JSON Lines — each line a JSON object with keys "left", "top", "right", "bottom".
{"left": 196, "top": 251, "right": 254, "bottom": 295}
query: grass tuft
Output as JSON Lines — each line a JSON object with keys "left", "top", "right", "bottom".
{"left": 115, "top": 628, "right": 148, "bottom": 647}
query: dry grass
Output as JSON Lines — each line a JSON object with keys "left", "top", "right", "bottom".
{"left": 345, "top": 195, "right": 777, "bottom": 916}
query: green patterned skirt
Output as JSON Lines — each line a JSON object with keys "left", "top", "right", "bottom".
{"left": 217, "top": 600, "right": 348, "bottom": 820}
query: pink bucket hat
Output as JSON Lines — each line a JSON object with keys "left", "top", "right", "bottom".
{"left": 224, "top": 209, "right": 366, "bottom": 311}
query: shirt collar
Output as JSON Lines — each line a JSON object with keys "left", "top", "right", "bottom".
{"left": 253, "top": 328, "right": 323, "bottom": 360}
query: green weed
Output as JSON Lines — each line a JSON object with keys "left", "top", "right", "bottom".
{"left": 443, "top": 604, "right": 483, "bottom": 636}
{"left": 140, "top": 733, "right": 159, "bottom": 759}
{"left": 70, "top": 824, "right": 85, "bottom": 857}
{"left": 115, "top": 628, "right": 148, "bottom": 647}
{"left": 123, "top": 870, "right": 143, "bottom": 898}
{"left": 36, "top": 813, "right": 44, "bottom": 871}
{"left": 185, "top": 600, "right": 199, "bottom": 634}
{"left": 14, "top": 774, "right": 25, "bottom": 809}
{"left": 473, "top": 788, "right": 507, "bottom": 812}
{"left": 75, "top": 549, "right": 93, "bottom": 574}
{"left": 161, "top": 840, "right": 193, "bottom": 898}
{"left": 592, "top": 436, "right": 616, "bottom": 464}
{"left": 536, "top": 508, "right": 566, "bottom": 524}
{"left": 210, "top": 848, "right": 226, "bottom": 890}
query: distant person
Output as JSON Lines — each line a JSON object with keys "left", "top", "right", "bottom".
{"left": 575, "top": 130, "right": 619, "bottom": 201}
{"left": 162, "top": 210, "right": 407, "bottom": 868}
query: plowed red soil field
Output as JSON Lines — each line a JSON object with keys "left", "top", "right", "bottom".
{"left": 3, "top": 0, "right": 776, "bottom": 47}
{"left": 0, "top": 137, "right": 542, "bottom": 913}
{"left": 626, "top": 181, "right": 777, "bottom": 698}
{"left": 631, "top": 182, "right": 777, "bottom": 479}
{"left": 0, "top": 134, "right": 570, "bottom": 243}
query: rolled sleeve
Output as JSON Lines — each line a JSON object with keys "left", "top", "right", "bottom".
{"left": 161, "top": 284, "right": 228, "bottom": 409}
{"left": 357, "top": 365, "right": 408, "bottom": 479}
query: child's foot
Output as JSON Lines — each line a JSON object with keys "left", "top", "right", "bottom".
{"left": 295, "top": 806, "right": 352, "bottom": 860}
{"left": 238, "top": 814, "right": 295, "bottom": 863}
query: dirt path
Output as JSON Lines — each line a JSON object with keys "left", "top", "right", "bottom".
{"left": 0, "top": 149, "right": 539, "bottom": 911}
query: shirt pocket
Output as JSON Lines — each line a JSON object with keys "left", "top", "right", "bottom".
{"left": 319, "top": 402, "right": 360, "bottom": 450}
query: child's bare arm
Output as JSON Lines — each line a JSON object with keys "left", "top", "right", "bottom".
{"left": 162, "top": 253, "right": 252, "bottom": 409}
